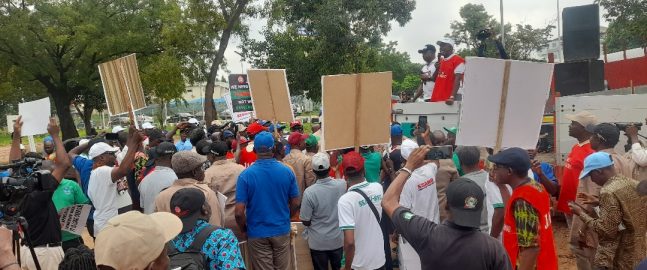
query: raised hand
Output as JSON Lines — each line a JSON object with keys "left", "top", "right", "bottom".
{"left": 47, "top": 117, "right": 60, "bottom": 137}
{"left": 12, "top": 116, "right": 23, "bottom": 136}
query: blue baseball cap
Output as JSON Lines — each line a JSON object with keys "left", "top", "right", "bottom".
{"left": 391, "top": 124, "right": 403, "bottom": 137}
{"left": 487, "top": 147, "right": 531, "bottom": 172}
{"left": 253, "top": 131, "right": 275, "bottom": 153}
{"left": 223, "top": 130, "right": 234, "bottom": 138}
{"left": 580, "top": 152, "right": 614, "bottom": 179}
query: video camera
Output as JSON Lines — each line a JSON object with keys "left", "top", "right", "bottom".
{"left": 615, "top": 122, "right": 643, "bottom": 131}
{"left": 0, "top": 158, "right": 47, "bottom": 228}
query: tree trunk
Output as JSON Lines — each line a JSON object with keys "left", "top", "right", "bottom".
{"left": 49, "top": 90, "right": 79, "bottom": 140}
{"left": 82, "top": 105, "right": 93, "bottom": 135}
{"left": 204, "top": 25, "right": 236, "bottom": 125}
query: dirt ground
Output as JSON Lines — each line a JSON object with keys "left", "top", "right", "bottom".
{"left": 0, "top": 146, "right": 578, "bottom": 269}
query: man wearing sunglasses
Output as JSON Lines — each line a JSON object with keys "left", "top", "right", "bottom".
{"left": 488, "top": 148, "right": 556, "bottom": 270}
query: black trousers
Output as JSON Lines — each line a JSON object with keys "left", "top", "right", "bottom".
{"left": 310, "top": 247, "right": 343, "bottom": 270}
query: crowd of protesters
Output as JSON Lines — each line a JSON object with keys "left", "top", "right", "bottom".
{"left": 1, "top": 39, "right": 647, "bottom": 270}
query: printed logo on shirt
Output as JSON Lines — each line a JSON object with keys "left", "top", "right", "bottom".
{"left": 402, "top": 211, "right": 414, "bottom": 221}
{"left": 358, "top": 194, "right": 382, "bottom": 207}
{"left": 417, "top": 178, "right": 435, "bottom": 191}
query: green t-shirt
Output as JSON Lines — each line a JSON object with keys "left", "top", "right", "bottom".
{"left": 52, "top": 179, "right": 90, "bottom": 241}
{"left": 361, "top": 152, "right": 382, "bottom": 183}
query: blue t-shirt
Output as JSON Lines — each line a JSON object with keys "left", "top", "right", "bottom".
{"left": 175, "top": 140, "right": 193, "bottom": 151}
{"left": 236, "top": 158, "right": 299, "bottom": 238}
{"left": 73, "top": 156, "right": 94, "bottom": 196}
{"left": 533, "top": 162, "right": 557, "bottom": 183}
{"left": 73, "top": 156, "right": 94, "bottom": 220}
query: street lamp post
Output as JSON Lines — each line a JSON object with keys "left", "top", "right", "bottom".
{"left": 500, "top": 0, "right": 505, "bottom": 47}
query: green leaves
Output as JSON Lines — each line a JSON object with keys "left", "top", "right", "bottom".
{"left": 596, "top": 0, "right": 646, "bottom": 52}
{"left": 241, "top": 0, "right": 416, "bottom": 102}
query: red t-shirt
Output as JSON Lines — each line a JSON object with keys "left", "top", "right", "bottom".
{"left": 556, "top": 141, "right": 594, "bottom": 213}
{"left": 431, "top": 54, "right": 465, "bottom": 102}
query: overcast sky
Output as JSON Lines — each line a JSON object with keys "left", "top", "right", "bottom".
{"left": 222, "top": 0, "right": 607, "bottom": 74}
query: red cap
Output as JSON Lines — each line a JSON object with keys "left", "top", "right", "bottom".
{"left": 290, "top": 120, "right": 302, "bottom": 128}
{"left": 287, "top": 132, "right": 308, "bottom": 146}
{"left": 238, "top": 137, "right": 249, "bottom": 145}
{"left": 342, "top": 151, "right": 364, "bottom": 172}
{"left": 247, "top": 122, "right": 268, "bottom": 136}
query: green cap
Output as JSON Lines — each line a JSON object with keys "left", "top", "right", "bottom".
{"left": 444, "top": 127, "right": 458, "bottom": 135}
{"left": 305, "top": 134, "right": 319, "bottom": 147}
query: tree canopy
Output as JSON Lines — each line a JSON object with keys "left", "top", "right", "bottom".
{"left": 241, "top": 0, "right": 417, "bottom": 101}
{"left": 0, "top": 0, "right": 217, "bottom": 139}
{"left": 596, "top": 0, "right": 646, "bottom": 52}
{"left": 446, "top": 3, "right": 554, "bottom": 61}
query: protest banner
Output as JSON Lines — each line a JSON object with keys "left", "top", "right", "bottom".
{"left": 6, "top": 115, "right": 18, "bottom": 133}
{"left": 18, "top": 98, "right": 51, "bottom": 137}
{"left": 228, "top": 74, "right": 254, "bottom": 123}
{"left": 59, "top": 204, "right": 92, "bottom": 235}
{"left": 224, "top": 89, "right": 253, "bottom": 123}
{"left": 98, "top": 54, "right": 146, "bottom": 127}
{"left": 321, "top": 72, "right": 392, "bottom": 151}
{"left": 247, "top": 69, "right": 294, "bottom": 123}
{"left": 456, "top": 57, "right": 554, "bottom": 150}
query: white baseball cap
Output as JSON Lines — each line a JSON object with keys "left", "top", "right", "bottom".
{"left": 312, "top": 152, "right": 331, "bottom": 171}
{"left": 437, "top": 37, "right": 456, "bottom": 48}
{"left": 188, "top": 118, "right": 199, "bottom": 125}
{"left": 89, "top": 142, "right": 119, "bottom": 159}
{"left": 401, "top": 139, "right": 419, "bottom": 160}
{"left": 111, "top": 126, "right": 125, "bottom": 133}
{"left": 141, "top": 122, "right": 155, "bottom": 129}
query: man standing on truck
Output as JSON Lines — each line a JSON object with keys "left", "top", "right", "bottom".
{"left": 411, "top": 44, "right": 438, "bottom": 102}
{"left": 432, "top": 38, "right": 465, "bottom": 105}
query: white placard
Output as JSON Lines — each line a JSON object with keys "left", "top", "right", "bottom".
{"left": 18, "top": 98, "right": 51, "bottom": 136}
{"left": 6, "top": 115, "right": 18, "bottom": 133}
{"left": 59, "top": 204, "right": 92, "bottom": 235}
{"left": 456, "top": 57, "right": 553, "bottom": 150}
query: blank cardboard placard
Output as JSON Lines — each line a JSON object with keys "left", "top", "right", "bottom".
{"left": 18, "top": 98, "right": 51, "bottom": 136}
{"left": 6, "top": 115, "right": 18, "bottom": 133}
{"left": 456, "top": 57, "right": 553, "bottom": 150}
{"left": 247, "top": 69, "right": 294, "bottom": 122}
{"left": 322, "top": 72, "right": 392, "bottom": 150}
{"left": 98, "top": 54, "right": 147, "bottom": 116}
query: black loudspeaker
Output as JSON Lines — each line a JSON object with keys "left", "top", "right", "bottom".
{"left": 554, "top": 60, "right": 605, "bottom": 96}
{"left": 562, "top": 4, "right": 600, "bottom": 62}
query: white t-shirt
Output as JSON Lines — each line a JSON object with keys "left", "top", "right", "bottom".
{"left": 421, "top": 63, "right": 436, "bottom": 100}
{"left": 88, "top": 166, "right": 132, "bottom": 233}
{"left": 399, "top": 163, "right": 440, "bottom": 223}
{"left": 138, "top": 166, "right": 178, "bottom": 214}
{"left": 485, "top": 180, "right": 512, "bottom": 240}
{"left": 338, "top": 181, "right": 386, "bottom": 270}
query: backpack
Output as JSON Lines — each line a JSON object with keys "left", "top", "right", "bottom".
{"left": 168, "top": 225, "right": 218, "bottom": 270}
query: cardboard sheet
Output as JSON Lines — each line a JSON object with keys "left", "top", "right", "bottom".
{"left": 322, "top": 72, "right": 392, "bottom": 150}
{"left": 98, "top": 54, "right": 147, "bottom": 116}
{"left": 456, "top": 57, "right": 553, "bottom": 150}
{"left": 247, "top": 69, "right": 294, "bottom": 122}
{"left": 18, "top": 98, "right": 51, "bottom": 136}
{"left": 6, "top": 115, "right": 18, "bottom": 133}
{"left": 59, "top": 204, "right": 92, "bottom": 235}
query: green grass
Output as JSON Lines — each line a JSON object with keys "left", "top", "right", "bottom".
{"left": 0, "top": 129, "right": 88, "bottom": 147}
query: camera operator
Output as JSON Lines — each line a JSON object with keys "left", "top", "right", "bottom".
{"left": 623, "top": 123, "right": 647, "bottom": 181}
{"left": 7, "top": 116, "right": 71, "bottom": 270}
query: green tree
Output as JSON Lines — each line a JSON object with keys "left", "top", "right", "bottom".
{"left": 596, "top": 0, "right": 646, "bottom": 52}
{"left": 447, "top": 3, "right": 554, "bottom": 61}
{"left": 241, "top": 0, "right": 416, "bottom": 102}
{"left": 202, "top": 0, "right": 257, "bottom": 125}
{"left": 0, "top": 0, "right": 213, "bottom": 139}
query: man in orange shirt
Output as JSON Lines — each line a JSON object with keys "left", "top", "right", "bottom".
{"left": 431, "top": 38, "right": 465, "bottom": 105}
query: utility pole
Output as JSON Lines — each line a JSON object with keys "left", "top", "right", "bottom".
{"left": 500, "top": 0, "right": 505, "bottom": 47}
